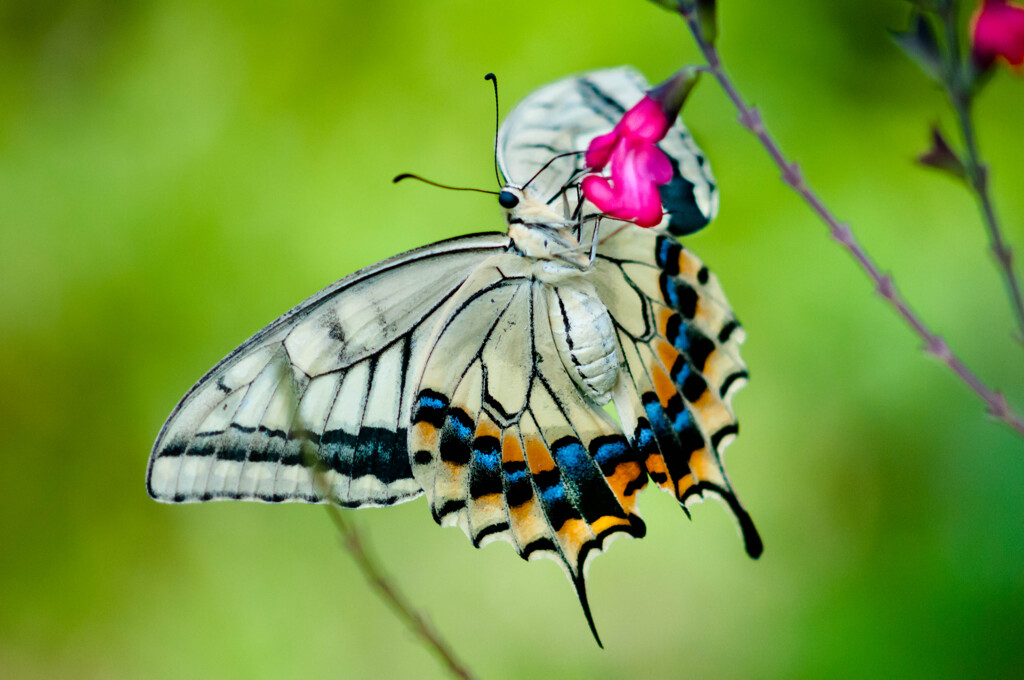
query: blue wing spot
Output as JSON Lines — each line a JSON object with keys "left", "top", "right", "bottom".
{"left": 439, "top": 408, "right": 473, "bottom": 465}
{"left": 633, "top": 419, "right": 658, "bottom": 456}
{"left": 671, "top": 405, "right": 693, "bottom": 433}
{"left": 447, "top": 409, "right": 473, "bottom": 440}
{"left": 551, "top": 438, "right": 589, "bottom": 478}
{"left": 540, "top": 482, "right": 566, "bottom": 506}
{"left": 664, "top": 313, "right": 689, "bottom": 353}
{"left": 590, "top": 436, "right": 631, "bottom": 476}
{"left": 643, "top": 394, "right": 673, "bottom": 439}
{"left": 502, "top": 460, "right": 533, "bottom": 506}
{"left": 655, "top": 235, "right": 682, "bottom": 276}
{"left": 469, "top": 435, "right": 503, "bottom": 499}
{"left": 413, "top": 390, "right": 448, "bottom": 428}
{"left": 533, "top": 466, "right": 579, "bottom": 529}
{"left": 659, "top": 273, "right": 697, "bottom": 318}
{"left": 670, "top": 356, "right": 691, "bottom": 386}
{"left": 472, "top": 436, "right": 501, "bottom": 472}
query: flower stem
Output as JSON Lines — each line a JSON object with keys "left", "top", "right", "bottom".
{"left": 940, "top": 4, "right": 1024, "bottom": 345}
{"left": 322, "top": 505, "right": 478, "bottom": 680}
{"left": 303, "top": 435, "right": 475, "bottom": 680}
{"left": 677, "top": 6, "right": 1024, "bottom": 437}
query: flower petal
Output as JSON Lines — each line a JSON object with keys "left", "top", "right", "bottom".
{"left": 585, "top": 131, "right": 619, "bottom": 170}
{"left": 972, "top": 0, "right": 1024, "bottom": 67}
{"left": 633, "top": 180, "right": 665, "bottom": 227}
{"left": 618, "top": 97, "right": 671, "bottom": 141}
{"left": 636, "top": 143, "right": 674, "bottom": 184}
{"left": 581, "top": 175, "right": 622, "bottom": 214}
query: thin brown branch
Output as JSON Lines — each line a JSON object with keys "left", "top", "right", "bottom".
{"left": 676, "top": 5, "right": 1024, "bottom": 437}
{"left": 303, "top": 441, "right": 476, "bottom": 680}
{"left": 322, "top": 505, "right": 478, "bottom": 680}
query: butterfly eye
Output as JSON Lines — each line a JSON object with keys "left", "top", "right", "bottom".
{"left": 498, "top": 191, "right": 519, "bottom": 209}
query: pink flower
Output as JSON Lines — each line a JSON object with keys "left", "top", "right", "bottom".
{"left": 581, "top": 69, "right": 699, "bottom": 228}
{"left": 971, "top": 0, "right": 1024, "bottom": 68}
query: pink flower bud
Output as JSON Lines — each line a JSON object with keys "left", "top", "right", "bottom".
{"left": 581, "top": 68, "right": 700, "bottom": 228}
{"left": 971, "top": 0, "right": 1024, "bottom": 68}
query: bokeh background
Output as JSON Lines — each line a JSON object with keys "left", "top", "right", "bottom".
{"left": 2, "top": 0, "right": 1022, "bottom": 677}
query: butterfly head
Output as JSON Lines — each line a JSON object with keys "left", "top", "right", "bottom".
{"left": 501, "top": 184, "right": 590, "bottom": 270}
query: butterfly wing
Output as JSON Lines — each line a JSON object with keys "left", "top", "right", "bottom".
{"left": 147, "top": 233, "right": 509, "bottom": 508}
{"left": 595, "top": 225, "right": 761, "bottom": 558}
{"left": 497, "top": 66, "right": 718, "bottom": 236}
{"left": 407, "top": 254, "right": 647, "bottom": 644}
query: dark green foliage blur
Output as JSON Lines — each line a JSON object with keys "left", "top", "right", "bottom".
{"left": 2, "top": 1, "right": 1022, "bottom": 677}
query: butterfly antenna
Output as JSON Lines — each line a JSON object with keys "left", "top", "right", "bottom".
{"left": 484, "top": 73, "right": 504, "bottom": 187}
{"left": 393, "top": 173, "right": 499, "bottom": 196}
{"left": 521, "top": 150, "right": 586, "bottom": 192}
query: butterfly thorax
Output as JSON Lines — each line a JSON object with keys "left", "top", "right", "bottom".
{"left": 500, "top": 185, "right": 622, "bottom": 405}
{"left": 502, "top": 186, "right": 591, "bottom": 271}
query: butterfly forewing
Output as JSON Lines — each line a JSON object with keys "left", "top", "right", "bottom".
{"left": 147, "top": 234, "right": 508, "bottom": 507}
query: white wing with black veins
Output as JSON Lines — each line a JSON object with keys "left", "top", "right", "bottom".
{"left": 147, "top": 233, "right": 508, "bottom": 507}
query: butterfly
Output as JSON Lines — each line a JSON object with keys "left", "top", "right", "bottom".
{"left": 146, "top": 66, "right": 761, "bottom": 645}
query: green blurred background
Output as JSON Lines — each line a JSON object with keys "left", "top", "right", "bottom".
{"left": 2, "top": 0, "right": 1022, "bottom": 677}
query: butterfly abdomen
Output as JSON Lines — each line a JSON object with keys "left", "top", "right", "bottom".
{"left": 547, "top": 281, "right": 621, "bottom": 406}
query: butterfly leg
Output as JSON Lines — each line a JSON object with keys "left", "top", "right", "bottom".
{"left": 586, "top": 216, "right": 602, "bottom": 267}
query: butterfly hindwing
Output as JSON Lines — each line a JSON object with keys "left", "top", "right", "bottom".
{"left": 147, "top": 234, "right": 509, "bottom": 507}
{"left": 596, "top": 225, "right": 761, "bottom": 558}
{"left": 498, "top": 67, "right": 759, "bottom": 559}
{"left": 409, "top": 255, "right": 647, "bottom": 643}
{"left": 497, "top": 66, "right": 718, "bottom": 235}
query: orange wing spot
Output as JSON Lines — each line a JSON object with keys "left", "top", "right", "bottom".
{"left": 469, "top": 494, "right": 506, "bottom": 527}
{"left": 556, "top": 517, "right": 591, "bottom": 556}
{"left": 689, "top": 392, "right": 732, "bottom": 434}
{"left": 656, "top": 307, "right": 676, "bottom": 337}
{"left": 676, "top": 472, "right": 696, "bottom": 498}
{"left": 644, "top": 453, "right": 673, "bottom": 490}
{"left": 678, "top": 250, "right": 703, "bottom": 279}
{"left": 700, "top": 347, "right": 724, "bottom": 385}
{"left": 471, "top": 493, "right": 503, "bottom": 508}
{"left": 524, "top": 437, "right": 556, "bottom": 476}
{"left": 443, "top": 461, "right": 468, "bottom": 478}
{"left": 654, "top": 338, "right": 681, "bottom": 374}
{"left": 475, "top": 418, "right": 500, "bottom": 440}
{"left": 689, "top": 449, "right": 722, "bottom": 484}
{"left": 604, "top": 461, "right": 646, "bottom": 507}
{"left": 411, "top": 422, "right": 438, "bottom": 450}
{"left": 591, "top": 514, "right": 633, "bottom": 537}
{"left": 695, "top": 298, "right": 727, "bottom": 331}
{"left": 651, "top": 364, "right": 677, "bottom": 405}
{"left": 509, "top": 498, "right": 548, "bottom": 545}
{"left": 502, "top": 433, "right": 525, "bottom": 464}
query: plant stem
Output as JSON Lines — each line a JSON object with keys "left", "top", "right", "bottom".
{"left": 677, "top": 6, "right": 1024, "bottom": 436}
{"left": 940, "top": 4, "right": 1024, "bottom": 344}
{"left": 303, "top": 441, "right": 475, "bottom": 680}
{"left": 323, "top": 505, "right": 478, "bottom": 680}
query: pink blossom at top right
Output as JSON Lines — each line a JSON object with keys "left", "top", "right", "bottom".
{"left": 971, "top": 0, "right": 1024, "bottom": 68}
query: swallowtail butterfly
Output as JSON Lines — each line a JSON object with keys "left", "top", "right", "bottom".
{"left": 147, "top": 67, "right": 761, "bottom": 644}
